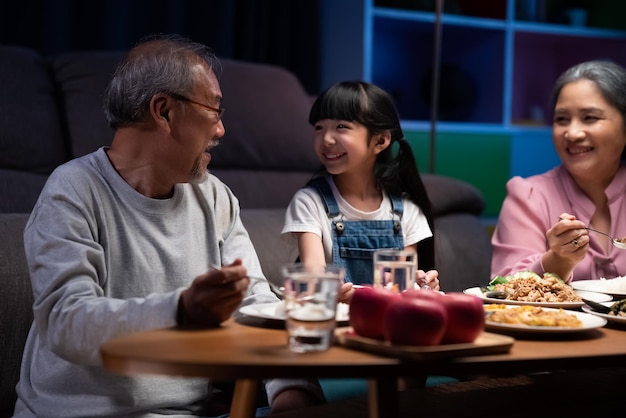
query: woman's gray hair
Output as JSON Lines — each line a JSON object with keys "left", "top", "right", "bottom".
{"left": 103, "top": 34, "right": 220, "bottom": 129}
{"left": 551, "top": 60, "right": 626, "bottom": 126}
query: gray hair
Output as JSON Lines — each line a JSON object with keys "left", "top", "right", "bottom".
{"left": 551, "top": 60, "right": 626, "bottom": 126}
{"left": 103, "top": 34, "right": 220, "bottom": 129}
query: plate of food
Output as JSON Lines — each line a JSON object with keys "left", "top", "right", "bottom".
{"left": 581, "top": 299, "right": 626, "bottom": 325}
{"left": 484, "top": 304, "right": 607, "bottom": 334}
{"left": 240, "top": 301, "right": 350, "bottom": 325}
{"left": 570, "top": 277, "right": 626, "bottom": 298}
{"left": 466, "top": 271, "right": 612, "bottom": 309}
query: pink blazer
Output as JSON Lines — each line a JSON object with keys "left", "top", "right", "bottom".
{"left": 491, "top": 165, "right": 626, "bottom": 282}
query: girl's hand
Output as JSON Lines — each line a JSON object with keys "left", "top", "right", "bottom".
{"left": 416, "top": 269, "right": 440, "bottom": 291}
{"left": 338, "top": 282, "right": 356, "bottom": 304}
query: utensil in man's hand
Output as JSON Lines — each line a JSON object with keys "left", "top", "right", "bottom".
{"left": 585, "top": 228, "right": 626, "bottom": 250}
{"left": 210, "top": 264, "right": 284, "bottom": 296}
{"left": 582, "top": 298, "right": 613, "bottom": 313}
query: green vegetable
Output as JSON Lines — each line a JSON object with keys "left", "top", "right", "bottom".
{"left": 488, "top": 276, "right": 509, "bottom": 289}
{"left": 487, "top": 271, "right": 563, "bottom": 290}
{"left": 609, "top": 299, "right": 626, "bottom": 315}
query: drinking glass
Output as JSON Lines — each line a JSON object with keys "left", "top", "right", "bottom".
{"left": 281, "top": 263, "right": 344, "bottom": 353}
{"left": 373, "top": 249, "right": 417, "bottom": 292}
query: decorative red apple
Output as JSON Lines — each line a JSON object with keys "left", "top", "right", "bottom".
{"left": 349, "top": 286, "right": 398, "bottom": 340}
{"left": 349, "top": 288, "right": 485, "bottom": 347}
{"left": 383, "top": 298, "right": 447, "bottom": 346}
{"left": 439, "top": 292, "right": 485, "bottom": 344}
{"left": 402, "top": 288, "right": 444, "bottom": 302}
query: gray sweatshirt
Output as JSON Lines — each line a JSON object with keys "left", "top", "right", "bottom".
{"left": 13, "top": 148, "right": 322, "bottom": 417}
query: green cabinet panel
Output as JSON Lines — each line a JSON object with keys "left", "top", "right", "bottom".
{"left": 405, "top": 131, "right": 509, "bottom": 218}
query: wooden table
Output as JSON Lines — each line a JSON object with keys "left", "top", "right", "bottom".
{"left": 101, "top": 316, "right": 626, "bottom": 418}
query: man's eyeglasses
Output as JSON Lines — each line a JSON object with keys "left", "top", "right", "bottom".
{"left": 171, "top": 94, "right": 225, "bottom": 121}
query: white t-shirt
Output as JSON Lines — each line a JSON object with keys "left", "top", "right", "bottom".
{"left": 282, "top": 176, "right": 432, "bottom": 263}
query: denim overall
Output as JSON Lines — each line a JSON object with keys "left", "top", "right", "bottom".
{"left": 307, "top": 177, "right": 404, "bottom": 285}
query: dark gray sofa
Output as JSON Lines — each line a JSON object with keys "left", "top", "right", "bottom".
{"left": 0, "top": 45, "right": 491, "bottom": 417}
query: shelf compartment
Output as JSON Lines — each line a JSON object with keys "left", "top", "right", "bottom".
{"left": 512, "top": 31, "right": 626, "bottom": 126}
{"left": 372, "top": 16, "right": 505, "bottom": 124}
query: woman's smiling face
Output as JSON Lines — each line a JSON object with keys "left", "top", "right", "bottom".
{"left": 553, "top": 79, "right": 626, "bottom": 184}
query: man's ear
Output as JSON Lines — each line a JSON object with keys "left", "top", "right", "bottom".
{"left": 151, "top": 93, "right": 172, "bottom": 124}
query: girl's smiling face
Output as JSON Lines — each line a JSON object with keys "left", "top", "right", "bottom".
{"left": 313, "top": 119, "right": 380, "bottom": 176}
{"left": 553, "top": 79, "right": 626, "bottom": 185}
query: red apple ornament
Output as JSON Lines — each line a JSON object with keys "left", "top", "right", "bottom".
{"left": 383, "top": 297, "right": 447, "bottom": 346}
{"left": 439, "top": 292, "right": 485, "bottom": 344}
{"left": 402, "top": 288, "right": 443, "bottom": 302}
{"left": 349, "top": 286, "right": 398, "bottom": 340}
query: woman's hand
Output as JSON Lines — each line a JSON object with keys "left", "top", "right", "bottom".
{"left": 548, "top": 213, "right": 589, "bottom": 259}
{"left": 542, "top": 213, "right": 589, "bottom": 280}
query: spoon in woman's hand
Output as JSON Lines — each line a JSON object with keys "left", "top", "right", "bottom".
{"left": 586, "top": 228, "right": 626, "bottom": 250}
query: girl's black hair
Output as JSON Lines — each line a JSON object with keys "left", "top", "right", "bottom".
{"left": 309, "top": 81, "right": 435, "bottom": 270}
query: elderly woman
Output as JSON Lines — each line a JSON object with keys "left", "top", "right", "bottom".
{"left": 491, "top": 60, "right": 626, "bottom": 282}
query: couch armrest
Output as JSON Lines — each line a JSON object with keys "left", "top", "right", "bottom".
{"left": 0, "top": 213, "right": 33, "bottom": 417}
{"left": 422, "top": 174, "right": 485, "bottom": 217}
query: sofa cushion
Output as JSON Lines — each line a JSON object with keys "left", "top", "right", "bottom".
{"left": 422, "top": 174, "right": 485, "bottom": 217}
{"left": 0, "top": 169, "right": 48, "bottom": 213}
{"left": 0, "top": 46, "right": 67, "bottom": 174}
{"left": 434, "top": 213, "right": 492, "bottom": 292}
{"left": 212, "top": 169, "right": 314, "bottom": 209}
{"left": 240, "top": 208, "right": 298, "bottom": 286}
{"left": 211, "top": 58, "right": 319, "bottom": 173}
{"left": 0, "top": 214, "right": 32, "bottom": 417}
{"left": 49, "top": 51, "right": 123, "bottom": 159}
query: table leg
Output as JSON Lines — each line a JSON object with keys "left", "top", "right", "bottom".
{"left": 230, "top": 378, "right": 261, "bottom": 418}
{"left": 397, "top": 373, "right": 427, "bottom": 390}
{"left": 367, "top": 377, "right": 398, "bottom": 418}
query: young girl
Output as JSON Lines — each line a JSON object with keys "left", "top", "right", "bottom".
{"left": 282, "top": 81, "right": 440, "bottom": 302}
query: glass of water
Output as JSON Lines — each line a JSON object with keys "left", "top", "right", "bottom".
{"left": 373, "top": 249, "right": 417, "bottom": 292}
{"left": 281, "top": 263, "right": 344, "bottom": 353}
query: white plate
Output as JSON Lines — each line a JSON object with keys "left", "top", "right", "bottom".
{"left": 485, "top": 306, "right": 607, "bottom": 334}
{"left": 581, "top": 302, "right": 626, "bottom": 325}
{"left": 239, "top": 301, "right": 350, "bottom": 324}
{"left": 464, "top": 287, "right": 612, "bottom": 309}
{"left": 570, "top": 279, "right": 626, "bottom": 297}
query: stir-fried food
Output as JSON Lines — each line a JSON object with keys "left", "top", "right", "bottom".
{"left": 489, "top": 271, "right": 581, "bottom": 303}
{"left": 485, "top": 304, "right": 583, "bottom": 327}
{"left": 609, "top": 299, "right": 626, "bottom": 317}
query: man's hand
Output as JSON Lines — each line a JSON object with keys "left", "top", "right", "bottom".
{"left": 178, "top": 259, "right": 250, "bottom": 327}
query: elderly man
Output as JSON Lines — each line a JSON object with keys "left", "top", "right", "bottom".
{"left": 13, "top": 34, "right": 324, "bottom": 418}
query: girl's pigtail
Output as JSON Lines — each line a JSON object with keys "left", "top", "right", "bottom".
{"left": 395, "top": 138, "right": 435, "bottom": 271}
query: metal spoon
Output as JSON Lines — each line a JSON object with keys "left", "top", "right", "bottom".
{"left": 586, "top": 228, "right": 626, "bottom": 250}
{"left": 209, "top": 264, "right": 284, "bottom": 296}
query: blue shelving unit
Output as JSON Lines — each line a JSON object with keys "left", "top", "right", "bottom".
{"left": 319, "top": 0, "right": 626, "bottom": 217}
